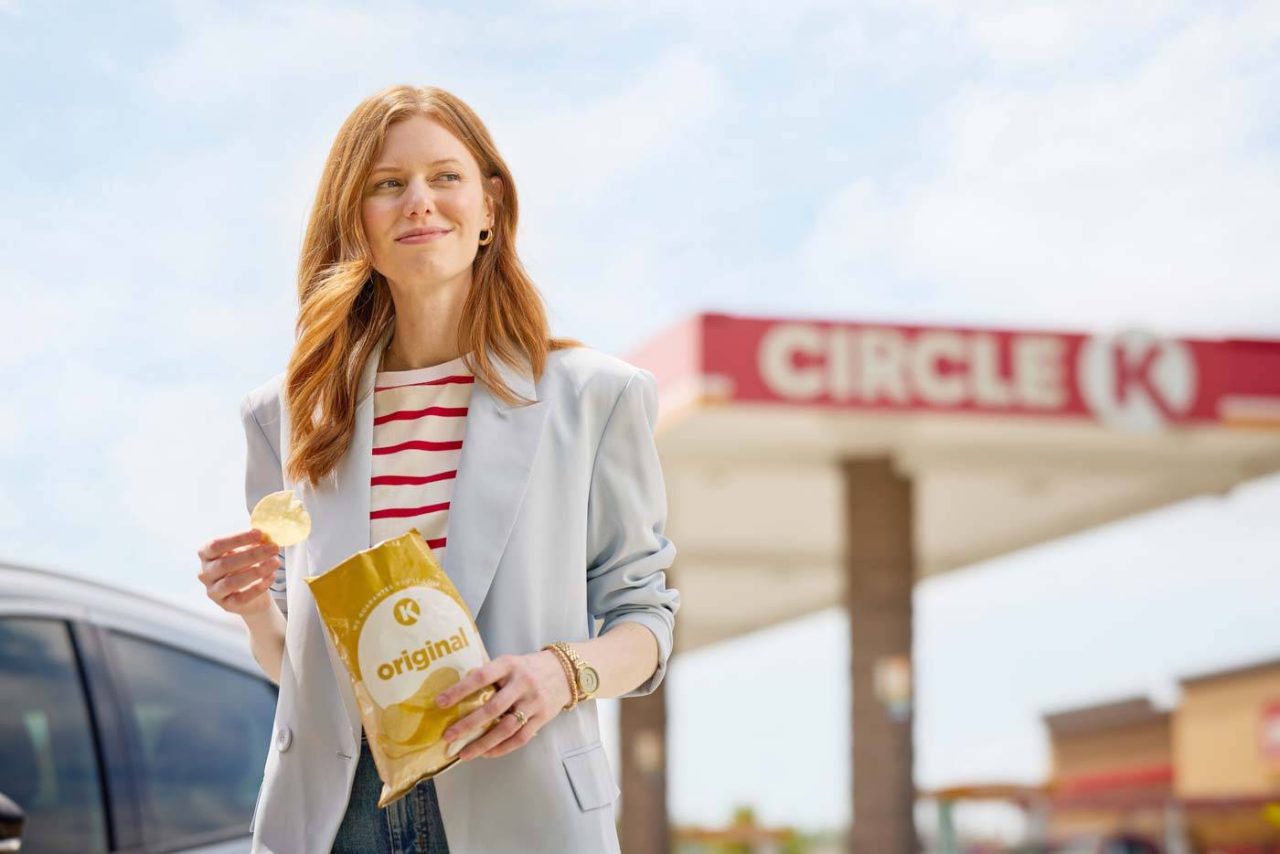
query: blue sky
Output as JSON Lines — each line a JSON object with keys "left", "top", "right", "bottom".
{"left": 2, "top": 0, "right": 1278, "bottom": 840}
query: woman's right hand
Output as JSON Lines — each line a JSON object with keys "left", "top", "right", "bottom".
{"left": 197, "top": 529, "right": 281, "bottom": 617}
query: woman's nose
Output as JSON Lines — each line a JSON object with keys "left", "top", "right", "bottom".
{"left": 402, "top": 179, "right": 434, "bottom": 217}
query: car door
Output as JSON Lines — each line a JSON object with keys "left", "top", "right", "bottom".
{"left": 95, "top": 622, "right": 277, "bottom": 853}
{"left": 0, "top": 607, "right": 111, "bottom": 852}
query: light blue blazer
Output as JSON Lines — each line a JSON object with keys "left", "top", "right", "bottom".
{"left": 238, "top": 325, "right": 680, "bottom": 853}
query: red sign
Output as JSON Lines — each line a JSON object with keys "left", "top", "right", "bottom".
{"left": 1261, "top": 701, "right": 1280, "bottom": 764}
{"left": 630, "top": 313, "right": 1280, "bottom": 431}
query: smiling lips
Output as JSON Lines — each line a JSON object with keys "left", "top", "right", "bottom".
{"left": 397, "top": 227, "right": 451, "bottom": 243}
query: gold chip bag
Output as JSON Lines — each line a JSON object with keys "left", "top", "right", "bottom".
{"left": 304, "top": 528, "right": 499, "bottom": 807}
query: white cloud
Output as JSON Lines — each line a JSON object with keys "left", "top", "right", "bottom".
{"left": 536, "top": 0, "right": 860, "bottom": 53}
{"left": 489, "top": 47, "right": 725, "bottom": 349}
{"left": 500, "top": 47, "right": 723, "bottom": 212}
{"left": 144, "top": 2, "right": 467, "bottom": 104}
{"left": 800, "top": 1, "right": 1280, "bottom": 336}
{"left": 909, "top": 0, "right": 1186, "bottom": 67}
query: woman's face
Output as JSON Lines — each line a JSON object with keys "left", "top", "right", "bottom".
{"left": 361, "top": 114, "right": 497, "bottom": 292}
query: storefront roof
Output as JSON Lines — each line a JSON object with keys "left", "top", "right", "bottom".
{"left": 1044, "top": 697, "right": 1169, "bottom": 736}
{"left": 1180, "top": 655, "right": 1280, "bottom": 687}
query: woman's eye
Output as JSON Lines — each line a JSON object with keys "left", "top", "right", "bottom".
{"left": 374, "top": 174, "right": 458, "bottom": 189}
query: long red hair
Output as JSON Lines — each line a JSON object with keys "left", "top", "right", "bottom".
{"left": 284, "top": 84, "right": 583, "bottom": 487}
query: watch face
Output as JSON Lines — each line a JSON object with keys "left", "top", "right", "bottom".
{"left": 580, "top": 666, "right": 600, "bottom": 694}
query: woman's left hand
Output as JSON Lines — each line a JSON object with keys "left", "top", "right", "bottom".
{"left": 435, "top": 651, "right": 575, "bottom": 761}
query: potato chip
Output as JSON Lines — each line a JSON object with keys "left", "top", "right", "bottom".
{"left": 305, "top": 528, "right": 501, "bottom": 808}
{"left": 381, "top": 700, "right": 428, "bottom": 744}
{"left": 401, "top": 667, "right": 462, "bottom": 712}
{"left": 250, "top": 489, "right": 311, "bottom": 547}
{"left": 381, "top": 668, "right": 460, "bottom": 746}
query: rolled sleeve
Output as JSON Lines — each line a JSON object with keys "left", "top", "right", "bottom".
{"left": 585, "top": 369, "right": 681, "bottom": 698}
{"left": 240, "top": 394, "right": 288, "bottom": 620}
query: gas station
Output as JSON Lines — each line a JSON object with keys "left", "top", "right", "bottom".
{"left": 615, "top": 311, "right": 1280, "bottom": 852}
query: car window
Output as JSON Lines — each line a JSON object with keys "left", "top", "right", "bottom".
{"left": 0, "top": 617, "right": 108, "bottom": 853}
{"left": 107, "top": 630, "right": 276, "bottom": 848}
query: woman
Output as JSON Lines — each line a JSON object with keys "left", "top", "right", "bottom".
{"left": 194, "top": 84, "right": 681, "bottom": 854}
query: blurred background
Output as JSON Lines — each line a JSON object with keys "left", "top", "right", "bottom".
{"left": 2, "top": 2, "right": 1279, "bottom": 852}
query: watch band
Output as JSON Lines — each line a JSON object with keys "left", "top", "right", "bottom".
{"left": 542, "top": 643, "right": 579, "bottom": 711}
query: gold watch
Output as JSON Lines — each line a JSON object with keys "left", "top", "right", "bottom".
{"left": 551, "top": 641, "right": 599, "bottom": 700}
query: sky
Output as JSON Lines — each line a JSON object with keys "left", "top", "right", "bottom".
{"left": 2, "top": 0, "right": 1279, "bottom": 841}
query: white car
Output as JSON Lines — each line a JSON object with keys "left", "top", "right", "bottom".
{"left": 0, "top": 561, "right": 275, "bottom": 853}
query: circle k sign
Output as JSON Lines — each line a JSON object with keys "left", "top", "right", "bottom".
{"left": 728, "top": 318, "right": 1208, "bottom": 432}
{"left": 1077, "top": 330, "right": 1196, "bottom": 432}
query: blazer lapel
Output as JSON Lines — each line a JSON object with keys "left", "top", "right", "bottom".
{"left": 441, "top": 354, "right": 549, "bottom": 619}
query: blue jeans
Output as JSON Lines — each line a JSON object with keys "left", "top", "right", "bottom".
{"left": 331, "top": 732, "right": 450, "bottom": 853}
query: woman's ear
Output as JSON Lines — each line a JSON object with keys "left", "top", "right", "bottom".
{"left": 487, "top": 175, "right": 504, "bottom": 210}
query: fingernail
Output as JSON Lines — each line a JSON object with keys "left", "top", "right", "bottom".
{"left": 447, "top": 739, "right": 464, "bottom": 758}
{"left": 436, "top": 694, "right": 449, "bottom": 708}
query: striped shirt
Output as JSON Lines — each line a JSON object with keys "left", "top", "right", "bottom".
{"left": 368, "top": 351, "right": 475, "bottom": 566}
{"left": 265, "top": 351, "right": 474, "bottom": 619}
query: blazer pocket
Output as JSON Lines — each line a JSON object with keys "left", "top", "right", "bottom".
{"left": 560, "top": 740, "right": 620, "bottom": 812}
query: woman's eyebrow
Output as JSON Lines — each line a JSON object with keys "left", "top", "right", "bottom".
{"left": 370, "top": 158, "right": 462, "bottom": 175}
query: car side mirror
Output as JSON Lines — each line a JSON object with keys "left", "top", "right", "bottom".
{"left": 0, "top": 791, "right": 24, "bottom": 852}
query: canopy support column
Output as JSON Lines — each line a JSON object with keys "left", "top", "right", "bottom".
{"left": 843, "top": 457, "right": 918, "bottom": 853}
{"left": 620, "top": 677, "right": 670, "bottom": 853}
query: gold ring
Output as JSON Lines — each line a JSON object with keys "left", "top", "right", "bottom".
{"left": 511, "top": 709, "right": 528, "bottom": 727}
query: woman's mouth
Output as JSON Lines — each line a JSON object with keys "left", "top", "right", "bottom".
{"left": 397, "top": 229, "right": 451, "bottom": 244}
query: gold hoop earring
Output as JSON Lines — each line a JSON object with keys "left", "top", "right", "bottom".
{"left": 478, "top": 226, "right": 495, "bottom": 246}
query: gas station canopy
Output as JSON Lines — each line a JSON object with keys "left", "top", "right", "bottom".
{"left": 628, "top": 312, "right": 1280, "bottom": 652}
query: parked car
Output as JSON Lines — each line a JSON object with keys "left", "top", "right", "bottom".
{"left": 1024, "top": 834, "right": 1167, "bottom": 854}
{"left": 1044, "top": 833, "right": 1163, "bottom": 853}
{"left": 0, "top": 560, "right": 277, "bottom": 852}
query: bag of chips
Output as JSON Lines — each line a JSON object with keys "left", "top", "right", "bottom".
{"left": 305, "top": 527, "right": 499, "bottom": 807}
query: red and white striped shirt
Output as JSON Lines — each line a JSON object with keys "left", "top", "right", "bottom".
{"left": 369, "top": 351, "right": 474, "bottom": 566}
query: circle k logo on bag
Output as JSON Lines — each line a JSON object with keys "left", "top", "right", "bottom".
{"left": 394, "top": 597, "right": 421, "bottom": 626}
